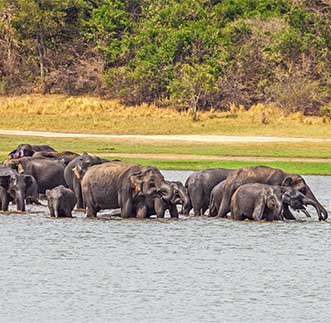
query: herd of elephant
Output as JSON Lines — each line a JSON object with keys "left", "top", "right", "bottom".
{"left": 0, "top": 143, "right": 328, "bottom": 222}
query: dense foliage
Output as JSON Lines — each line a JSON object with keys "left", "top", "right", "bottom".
{"left": 1, "top": 0, "right": 330, "bottom": 114}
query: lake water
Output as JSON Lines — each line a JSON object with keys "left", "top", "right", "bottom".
{"left": 1, "top": 171, "right": 331, "bottom": 322}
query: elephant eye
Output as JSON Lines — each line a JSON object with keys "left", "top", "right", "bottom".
{"left": 299, "top": 188, "right": 307, "bottom": 194}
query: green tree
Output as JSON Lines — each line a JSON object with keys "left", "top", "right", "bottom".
{"left": 170, "top": 63, "right": 217, "bottom": 121}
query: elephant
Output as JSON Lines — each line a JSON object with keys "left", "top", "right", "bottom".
{"left": 184, "top": 168, "right": 234, "bottom": 216}
{"left": 46, "top": 185, "right": 77, "bottom": 218}
{"left": 231, "top": 184, "right": 283, "bottom": 221}
{"left": 11, "top": 157, "right": 67, "bottom": 194}
{"left": 230, "top": 183, "right": 323, "bottom": 221}
{"left": 64, "top": 153, "right": 105, "bottom": 209}
{"left": 209, "top": 180, "right": 226, "bottom": 217}
{"left": 32, "top": 151, "right": 80, "bottom": 165}
{"left": 81, "top": 161, "right": 173, "bottom": 218}
{"left": 217, "top": 166, "right": 328, "bottom": 221}
{"left": 8, "top": 144, "right": 56, "bottom": 159}
{"left": 133, "top": 180, "right": 190, "bottom": 218}
{"left": 0, "top": 167, "right": 38, "bottom": 211}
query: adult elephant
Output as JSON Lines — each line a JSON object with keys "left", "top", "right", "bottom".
{"left": 0, "top": 167, "right": 37, "bottom": 211}
{"left": 13, "top": 157, "right": 67, "bottom": 194}
{"left": 64, "top": 153, "right": 105, "bottom": 209}
{"left": 231, "top": 183, "right": 323, "bottom": 221}
{"left": 82, "top": 161, "right": 173, "bottom": 218}
{"left": 217, "top": 166, "right": 328, "bottom": 221}
{"left": 134, "top": 181, "right": 190, "bottom": 218}
{"left": 32, "top": 151, "right": 80, "bottom": 165}
{"left": 184, "top": 168, "right": 234, "bottom": 216}
{"left": 8, "top": 144, "right": 56, "bottom": 159}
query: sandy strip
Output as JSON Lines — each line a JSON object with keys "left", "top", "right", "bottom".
{"left": 0, "top": 129, "right": 331, "bottom": 143}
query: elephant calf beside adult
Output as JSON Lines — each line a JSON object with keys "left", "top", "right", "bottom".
{"left": 231, "top": 183, "right": 321, "bottom": 221}
{"left": 133, "top": 180, "right": 189, "bottom": 218}
{"left": 217, "top": 166, "right": 328, "bottom": 221}
{"left": 81, "top": 161, "right": 173, "bottom": 218}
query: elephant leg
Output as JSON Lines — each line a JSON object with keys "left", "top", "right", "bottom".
{"left": 120, "top": 194, "right": 133, "bottom": 218}
{"left": 49, "top": 206, "right": 55, "bottom": 217}
{"left": 0, "top": 190, "right": 10, "bottom": 211}
{"left": 169, "top": 204, "right": 179, "bottom": 218}
{"left": 201, "top": 205, "right": 208, "bottom": 216}
{"left": 86, "top": 205, "right": 97, "bottom": 217}
{"left": 73, "top": 178, "right": 84, "bottom": 209}
{"left": 154, "top": 198, "right": 165, "bottom": 218}
{"left": 283, "top": 204, "right": 296, "bottom": 220}
{"left": 181, "top": 198, "right": 192, "bottom": 216}
{"left": 136, "top": 205, "right": 147, "bottom": 219}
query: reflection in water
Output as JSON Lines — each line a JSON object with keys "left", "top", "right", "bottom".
{"left": 0, "top": 172, "right": 331, "bottom": 322}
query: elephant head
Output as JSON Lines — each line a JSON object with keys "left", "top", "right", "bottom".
{"left": 8, "top": 144, "right": 35, "bottom": 159}
{"left": 169, "top": 181, "right": 190, "bottom": 209}
{"left": 0, "top": 173, "right": 28, "bottom": 211}
{"left": 264, "top": 192, "right": 283, "bottom": 221}
{"left": 281, "top": 187, "right": 323, "bottom": 220}
{"left": 73, "top": 152, "right": 103, "bottom": 181}
{"left": 281, "top": 175, "right": 328, "bottom": 221}
{"left": 130, "top": 167, "right": 173, "bottom": 201}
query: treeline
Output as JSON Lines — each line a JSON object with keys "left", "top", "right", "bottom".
{"left": 1, "top": 0, "right": 331, "bottom": 114}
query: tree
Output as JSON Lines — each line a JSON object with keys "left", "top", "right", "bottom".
{"left": 170, "top": 63, "right": 217, "bottom": 121}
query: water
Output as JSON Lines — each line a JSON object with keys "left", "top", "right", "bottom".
{"left": 1, "top": 171, "right": 331, "bottom": 322}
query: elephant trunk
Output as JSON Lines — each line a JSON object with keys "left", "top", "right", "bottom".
{"left": 304, "top": 187, "right": 328, "bottom": 221}
{"left": 302, "top": 197, "right": 323, "bottom": 221}
{"left": 15, "top": 191, "right": 25, "bottom": 212}
{"left": 158, "top": 183, "right": 173, "bottom": 201}
{"left": 178, "top": 189, "right": 190, "bottom": 210}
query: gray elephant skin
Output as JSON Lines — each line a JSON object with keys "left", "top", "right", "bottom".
{"left": 133, "top": 180, "right": 189, "bottom": 218}
{"left": 184, "top": 168, "right": 234, "bottom": 216}
{"left": 82, "top": 161, "right": 173, "bottom": 218}
{"left": 0, "top": 167, "right": 38, "bottom": 211}
{"left": 231, "top": 183, "right": 323, "bottom": 221}
{"left": 46, "top": 185, "right": 77, "bottom": 218}
{"left": 13, "top": 157, "right": 67, "bottom": 194}
{"left": 64, "top": 153, "right": 105, "bottom": 209}
{"left": 217, "top": 166, "right": 328, "bottom": 221}
{"left": 9, "top": 144, "right": 56, "bottom": 159}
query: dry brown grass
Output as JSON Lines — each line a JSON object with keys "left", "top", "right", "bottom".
{"left": 0, "top": 95, "right": 330, "bottom": 137}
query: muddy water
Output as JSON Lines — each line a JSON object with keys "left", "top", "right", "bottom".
{"left": 0, "top": 171, "right": 331, "bottom": 322}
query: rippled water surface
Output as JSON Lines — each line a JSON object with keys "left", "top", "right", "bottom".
{"left": 1, "top": 171, "right": 331, "bottom": 322}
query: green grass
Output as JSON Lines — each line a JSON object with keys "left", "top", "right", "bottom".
{"left": 116, "top": 158, "right": 331, "bottom": 175}
{"left": 1, "top": 135, "right": 331, "bottom": 175}
{"left": 1, "top": 135, "right": 331, "bottom": 158}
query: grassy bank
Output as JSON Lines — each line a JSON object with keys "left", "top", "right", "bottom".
{"left": 1, "top": 95, "right": 331, "bottom": 137}
{"left": 1, "top": 135, "right": 330, "bottom": 175}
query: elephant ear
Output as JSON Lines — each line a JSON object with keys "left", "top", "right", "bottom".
{"left": 130, "top": 172, "right": 143, "bottom": 194}
{"left": 0, "top": 175, "right": 10, "bottom": 189}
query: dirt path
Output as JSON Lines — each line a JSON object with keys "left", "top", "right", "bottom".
{"left": 1, "top": 129, "right": 331, "bottom": 143}
{"left": 99, "top": 153, "right": 331, "bottom": 163}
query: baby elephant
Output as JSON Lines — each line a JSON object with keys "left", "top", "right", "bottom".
{"left": 231, "top": 184, "right": 283, "bottom": 221}
{"left": 46, "top": 185, "right": 77, "bottom": 218}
